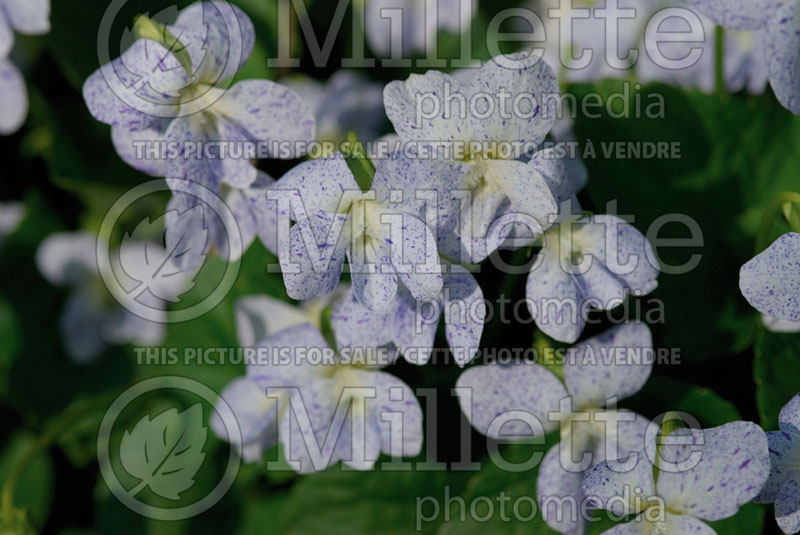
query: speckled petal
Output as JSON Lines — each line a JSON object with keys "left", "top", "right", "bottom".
{"left": 213, "top": 80, "right": 316, "bottom": 156}
{"left": 690, "top": 0, "right": 779, "bottom": 30}
{"left": 763, "top": 3, "right": 800, "bottom": 115}
{"left": 485, "top": 158, "right": 557, "bottom": 230}
{"left": 573, "top": 215, "right": 660, "bottom": 300}
{"left": 110, "top": 119, "right": 170, "bottom": 176}
{"left": 777, "top": 478, "right": 800, "bottom": 534}
{"left": 656, "top": 421, "right": 770, "bottom": 521}
{"left": 383, "top": 70, "right": 469, "bottom": 147}
{"left": 529, "top": 147, "right": 575, "bottom": 203}
{"left": 349, "top": 235, "right": 398, "bottom": 311}
{"left": 246, "top": 323, "right": 331, "bottom": 390}
{"left": 210, "top": 377, "right": 278, "bottom": 460}
{"left": 781, "top": 394, "right": 800, "bottom": 431}
{"left": 467, "top": 52, "right": 559, "bottom": 147}
{"left": 235, "top": 295, "right": 310, "bottom": 348}
{"left": 443, "top": 265, "right": 485, "bottom": 366}
{"left": 348, "top": 368, "right": 423, "bottom": 459}
{"left": 526, "top": 245, "right": 586, "bottom": 344}
{"left": 754, "top": 428, "right": 800, "bottom": 503}
{"left": 564, "top": 323, "right": 654, "bottom": 408}
{"left": 537, "top": 444, "right": 588, "bottom": 535}
{"left": 740, "top": 233, "right": 800, "bottom": 322}
{"left": 273, "top": 153, "right": 359, "bottom": 217}
{"left": 280, "top": 212, "right": 349, "bottom": 301}
{"left": 0, "top": 58, "right": 27, "bottom": 135}
{"left": 171, "top": 0, "right": 254, "bottom": 84}
{"left": 388, "top": 212, "right": 442, "bottom": 301}
{"left": 582, "top": 456, "right": 655, "bottom": 517}
{"left": 164, "top": 191, "right": 214, "bottom": 273}
{"left": 455, "top": 363, "right": 567, "bottom": 438}
{"left": 330, "top": 287, "right": 396, "bottom": 350}
{"left": 211, "top": 116, "right": 258, "bottom": 188}
{"left": 83, "top": 39, "right": 186, "bottom": 128}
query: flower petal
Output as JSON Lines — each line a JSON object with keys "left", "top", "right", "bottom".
{"left": 754, "top": 429, "right": 800, "bottom": 503}
{"left": 781, "top": 393, "right": 800, "bottom": 432}
{"left": 246, "top": 323, "right": 330, "bottom": 390}
{"left": 171, "top": 0, "right": 254, "bottom": 84}
{"left": 582, "top": 457, "right": 655, "bottom": 517}
{"left": 0, "top": 58, "right": 27, "bottom": 135}
{"left": 388, "top": 212, "right": 442, "bottom": 301}
{"left": 443, "top": 265, "right": 485, "bottom": 366}
{"left": 740, "top": 232, "right": 800, "bottom": 322}
{"left": 537, "top": 444, "right": 588, "bottom": 535}
{"left": 563, "top": 323, "right": 654, "bottom": 408}
{"left": 274, "top": 153, "right": 359, "bottom": 217}
{"left": 777, "top": 478, "right": 800, "bottom": 535}
{"left": 349, "top": 234, "right": 399, "bottom": 311}
{"left": 0, "top": 10, "right": 11, "bottom": 58}
{"left": 383, "top": 70, "right": 468, "bottom": 146}
{"left": 83, "top": 39, "right": 186, "bottom": 127}
{"left": 455, "top": 363, "right": 567, "bottom": 439}
{"left": 235, "top": 295, "right": 310, "bottom": 347}
{"left": 36, "top": 231, "right": 98, "bottom": 285}
{"left": 279, "top": 212, "right": 349, "bottom": 301}
{"left": 656, "top": 421, "right": 770, "bottom": 521}
{"left": 3, "top": 0, "right": 50, "bottom": 34}
{"left": 212, "top": 80, "right": 316, "bottom": 156}
{"left": 467, "top": 52, "right": 559, "bottom": 148}
{"left": 763, "top": 2, "right": 800, "bottom": 114}
{"left": 210, "top": 377, "right": 277, "bottom": 460}
{"left": 59, "top": 291, "right": 107, "bottom": 363}
{"left": 110, "top": 120, "right": 170, "bottom": 176}
{"left": 689, "top": 0, "right": 779, "bottom": 30}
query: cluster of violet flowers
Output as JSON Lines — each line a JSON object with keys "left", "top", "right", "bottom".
{"left": 11, "top": 0, "right": 798, "bottom": 533}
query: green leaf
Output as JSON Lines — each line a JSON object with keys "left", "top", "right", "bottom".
{"left": 754, "top": 330, "right": 800, "bottom": 430}
{"left": 280, "top": 464, "right": 471, "bottom": 535}
{"left": 0, "top": 296, "right": 21, "bottom": 395}
{"left": 119, "top": 404, "right": 208, "bottom": 501}
{"left": 708, "top": 504, "right": 765, "bottom": 535}
{"left": 436, "top": 442, "right": 558, "bottom": 535}
{"left": 0, "top": 433, "right": 54, "bottom": 527}
{"left": 572, "top": 82, "right": 754, "bottom": 360}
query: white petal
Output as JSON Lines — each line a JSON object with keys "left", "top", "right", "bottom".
{"left": 740, "top": 232, "right": 800, "bottom": 322}
{"left": 235, "top": 295, "right": 310, "bottom": 347}
{"left": 455, "top": 363, "right": 567, "bottom": 439}
{"left": 763, "top": 2, "right": 800, "bottom": 114}
{"left": 582, "top": 456, "right": 655, "bottom": 517}
{"left": 3, "top": 0, "right": 50, "bottom": 34}
{"left": 563, "top": 323, "right": 654, "bottom": 408}
{"left": 656, "top": 421, "right": 770, "bottom": 521}
{"left": 689, "top": 0, "right": 779, "bottom": 30}
{"left": 36, "top": 231, "right": 98, "bottom": 286}
{"left": 0, "top": 58, "right": 27, "bottom": 135}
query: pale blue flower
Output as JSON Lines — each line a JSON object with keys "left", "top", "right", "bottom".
{"left": 282, "top": 70, "right": 386, "bottom": 145}
{"left": 364, "top": 0, "right": 478, "bottom": 57}
{"left": 212, "top": 323, "right": 422, "bottom": 472}
{"left": 456, "top": 322, "right": 653, "bottom": 535}
{"left": 0, "top": 201, "right": 24, "bottom": 248}
{"left": 753, "top": 393, "right": 800, "bottom": 534}
{"left": 275, "top": 152, "right": 457, "bottom": 311}
{"left": 331, "top": 263, "right": 486, "bottom": 366}
{"left": 165, "top": 169, "right": 284, "bottom": 272}
{"left": 739, "top": 232, "right": 800, "bottom": 323}
{"left": 582, "top": 420, "right": 770, "bottom": 534}
{"left": 525, "top": 215, "right": 660, "bottom": 343}
{"left": 384, "top": 52, "right": 563, "bottom": 263}
{"left": 0, "top": 0, "right": 50, "bottom": 134}
{"left": 83, "top": 1, "right": 315, "bottom": 187}
{"left": 35, "top": 232, "right": 185, "bottom": 363}
{"left": 691, "top": 0, "right": 800, "bottom": 113}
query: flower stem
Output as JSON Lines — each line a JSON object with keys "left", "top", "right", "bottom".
{"left": 714, "top": 26, "right": 726, "bottom": 95}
